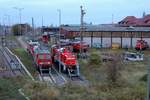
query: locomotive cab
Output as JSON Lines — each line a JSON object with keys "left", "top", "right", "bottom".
{"left": 34, "top": 47, "right": 52, "bottom": 74}
{"left": 42, "top": 34, "right": 49, "bottom": 43}
{"left": 53, "top": 47, "right": 80, "bottom": 77}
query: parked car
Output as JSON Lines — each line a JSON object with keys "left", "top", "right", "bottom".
{"left": 123, "top": 52, "right": 144, "bottom": 61}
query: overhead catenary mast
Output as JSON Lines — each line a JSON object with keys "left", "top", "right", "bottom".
{"left": 42, "top": 16, "right": 43, "bottom": 27}
{"left": 57, "top": 9, "right": 61, "bottom": 73}
{"left": 32, "top": 17, "right": 35, "bottom": 36}
{"left": 13, "top": 7, "right": 24, "bottom": 35}
{"left": 112, "top": 14, "right": 114, "bottom": 25}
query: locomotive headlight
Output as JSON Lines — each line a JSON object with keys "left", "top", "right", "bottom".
{"left": 47, "top": 62, "right": 51, "bottom": 64}
{"left": 39, "top": 62, "right": 43, "bottom": 65}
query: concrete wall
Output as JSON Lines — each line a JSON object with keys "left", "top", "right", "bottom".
{"left": 83, "top": 37, "right": 150, "bottom": 48}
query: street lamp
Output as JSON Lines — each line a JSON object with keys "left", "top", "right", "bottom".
{"left": 57, "top": 9, "right": 61, "bottom": 73}
{"left": 13, "top": 7, "right": 24, "bottom": 35}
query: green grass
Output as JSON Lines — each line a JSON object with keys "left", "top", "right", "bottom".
{"left": 11, "top": 48, "right": 37, "bottom": 77}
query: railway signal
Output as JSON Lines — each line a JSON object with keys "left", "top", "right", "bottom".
{"left": 80, "top": 6, "right": 86, "bottom": 58}
{"left": 57, "top": 9, "right": 61, "bottom": 73}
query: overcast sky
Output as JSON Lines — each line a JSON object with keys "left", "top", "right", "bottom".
{"left": 0, "top": 0, "right": 150, "bottom": 26}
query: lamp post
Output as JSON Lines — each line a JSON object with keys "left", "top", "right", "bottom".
{"left": 13, "top": 7, "right": 24, "bottom": 35}
{"left": 57, "top": 9, "right": 61, "bottom": 73}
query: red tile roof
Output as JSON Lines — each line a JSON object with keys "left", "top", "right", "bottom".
{"left": 119, "top": 14, "right": 150, "bottom": 26}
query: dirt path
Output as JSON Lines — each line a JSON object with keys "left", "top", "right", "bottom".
{"left": 17, "top": 36, "right": 27, "bottom": 49}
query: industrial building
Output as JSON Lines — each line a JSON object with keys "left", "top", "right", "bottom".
{"left": 60, "top": 24, "right": 150, "bottom": 48}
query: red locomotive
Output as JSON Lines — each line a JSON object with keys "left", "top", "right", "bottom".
{"left": 27, "top": 39, "right": 81, "bottom": 77}
{"left": 27, "top": 41, "right": 52, "bottom": 74}
{"left": 33, "top": 47, "right": 52, "bottom": 73}
{"left": 71, "top": 41, "right": 89, "bottom": 53}
{"left": 42, "top": 34, "right": 49, "bottom": 43}
{"left": 51, "top": 45, "right": 80, "bottom": 77}
{"left": 27, "top": 40, "right": 40, "bottom": 55}
{"left": 135, "top": 40, "right": 149, "bottom": 50}
{"left": 59, "top": 39, "right": 89, "bottom": 53}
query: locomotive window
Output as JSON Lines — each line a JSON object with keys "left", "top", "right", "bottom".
{"left": 127, "top": 54, "right": 136, "bottom": 58}
{"left": 45, "top": 54, "right": 51, "bottom": 59}
{"left": 38, "top": 54, "right": 44, "bottom": 59}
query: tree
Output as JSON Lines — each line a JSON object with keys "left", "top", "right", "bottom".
{"left": 105, "top": 53, "right": 124, "bottom": 83}
{"left": 11, "top": 24, "right": 31, "bottom": 36}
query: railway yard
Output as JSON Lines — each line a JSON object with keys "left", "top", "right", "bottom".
{"left": 1, "top": 0, "right": 150, "bottom": 99}
{"left": 0, "top": 34, "right": 148, "bottom": 100}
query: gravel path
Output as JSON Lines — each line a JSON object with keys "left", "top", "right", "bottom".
{"left": 17, "top": 36, "right": 27, "bottom": 49}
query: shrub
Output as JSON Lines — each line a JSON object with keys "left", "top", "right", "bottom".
{"left": 140, "top": 74, "right": 147, "bottom": 82}
{"left": 89, "top": 53, "right": 102, "bottom": 65}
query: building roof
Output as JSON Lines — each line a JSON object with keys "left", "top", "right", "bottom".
{"left": 119, "top": 14, "right": 150, "bottom": 26}
{"left": 61, "top": 24, "right": 150, "bottom": 32}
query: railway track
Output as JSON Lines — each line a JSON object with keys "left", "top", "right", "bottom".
{"left": 50, "top": 66, "right": 66, "bottom": 85}
{"left": 21, "top": 36, "right": 87, "bottom": 85}
{"left": 0, "top": 47, "right": 26, "bottom": 76}
{"left": 39, "top": 66, "right": 66, "bottom": 86}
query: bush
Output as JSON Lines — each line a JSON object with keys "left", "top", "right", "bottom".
{"left": 89, "top": 53, "right": 102, "bottom": 65}
{"left": 140, "top": 74, "right": 147, "bottom": 82}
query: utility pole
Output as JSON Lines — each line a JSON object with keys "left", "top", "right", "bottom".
{"left": 13, "top": 7, "right": 24, "bottom": 35}
{"left": 80, "top": 6, "right": 86, "bottom": 57}
{"left": 147, "top": 56, "right": 150, "bottom": 100}
{"left": 57, "top": 9, "right": 61, "bottom": 73}
{"left": 42, "top": 16, "right": 43, "bottom": 27}
{"left": 32, "top": 17, "right": 34, "bottom": 36}
{"left": 4, "top": 14, "right": 11, "bottom": 34}
{"left": 112, "top": 14, "right": 114, "bottom": 25}
{"left": 2, "top": 19, "right": 6, "bottom": 47}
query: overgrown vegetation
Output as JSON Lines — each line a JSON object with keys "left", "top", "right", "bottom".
{"left": 0, "top": 77, "right": 26, "bottom": 100}
{"left": 9, "top": 47, "right": 147, "bottom": 100}
{"left": 79, "top": 49, "right": 147, "bottom": 100}
{"left": 23, "top": 81, "right": 59, "bottom": 100}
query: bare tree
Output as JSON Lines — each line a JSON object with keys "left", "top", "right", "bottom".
{"left": 105, "top": 53, "right": 123, "bottom": 83}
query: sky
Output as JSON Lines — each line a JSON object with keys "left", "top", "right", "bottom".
{"left": 0, "top": 0, "right": 150, "bottom": 27}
